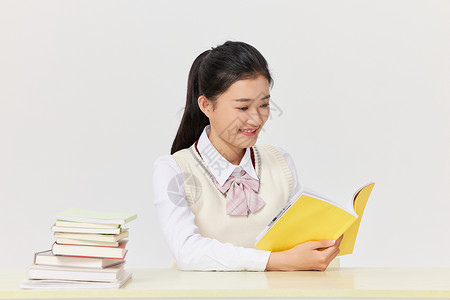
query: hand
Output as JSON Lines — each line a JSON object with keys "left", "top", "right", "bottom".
{"left": 266, "top": 234, "right": 343, "bottom": 271}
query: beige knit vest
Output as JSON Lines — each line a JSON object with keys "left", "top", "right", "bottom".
{"left": 172, "top": 144, "right": 293, "bottom": 248}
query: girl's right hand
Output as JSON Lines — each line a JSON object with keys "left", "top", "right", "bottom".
{"left": 265, "top": 235, "right": 343, "bottom": 271}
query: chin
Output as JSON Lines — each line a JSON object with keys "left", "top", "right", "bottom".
{"left": 241, "top": 138, "right": 259, "bottom": 149}
{"left": 233, "top": 128, "right": 263, "bottom": 149}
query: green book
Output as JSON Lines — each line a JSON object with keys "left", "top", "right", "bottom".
{"left": 56, "top": 208, "right": 137, "bottom": 225}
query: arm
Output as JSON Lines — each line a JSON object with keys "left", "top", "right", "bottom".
{"left": 266, "top": 235, "right": 343, "bottom": 271}
{"left": 152, "top": 155, "right": 271, "bottom": 271}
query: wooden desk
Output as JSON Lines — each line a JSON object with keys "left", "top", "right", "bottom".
{"left": 1, "top": 267, "right": 449, "bottom": 299}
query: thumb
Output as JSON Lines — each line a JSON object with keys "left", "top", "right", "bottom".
{"left": 308, "top": 239, "right": 335, "bottom": 250}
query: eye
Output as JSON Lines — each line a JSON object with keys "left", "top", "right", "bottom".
{"left": 261, "top": 103, "right": 270, "bottom": 108}
{"left": 238, "top": 107, "right": 249, "bottom": 111}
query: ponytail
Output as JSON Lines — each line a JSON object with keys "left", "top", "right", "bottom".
{"left": 170, "top": 41, "right": 273, "bottom": 155}
{"left": 170, "top": 50, "right": 210, "bottom": 155}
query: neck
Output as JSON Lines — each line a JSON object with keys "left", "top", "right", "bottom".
{"left": 207, "top": 131, "right": 245, "bottom": 166}
{"left": 222, "top": 147, "right": 245, "bottom": 166}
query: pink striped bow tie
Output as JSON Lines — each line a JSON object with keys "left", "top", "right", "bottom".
{"left": 215, "top": 170, "right": 265, "bottom": 216}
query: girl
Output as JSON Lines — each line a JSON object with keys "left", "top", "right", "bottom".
{"left": 152, "top": 41, "right": 342, "bottom": 271}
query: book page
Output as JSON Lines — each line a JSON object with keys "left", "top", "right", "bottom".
{"left": 302, "top": 188, "right": 357, "bottom": 217}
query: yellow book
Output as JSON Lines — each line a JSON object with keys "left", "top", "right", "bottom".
{"left": 254, "top": 182, "right": 375, "bottom": 255}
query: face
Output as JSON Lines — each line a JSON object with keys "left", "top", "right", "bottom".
{"left": 198, "top": 75, "right": 271, "bottom": 162}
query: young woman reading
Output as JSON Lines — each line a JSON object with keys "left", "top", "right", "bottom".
{"left": 152, "top": 41, "right": 342, "bottom": 271}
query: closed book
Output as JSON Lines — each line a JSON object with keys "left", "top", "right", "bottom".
{"left": 34, "top": 250, "right": 124, "bottom": 268}
{"left": 20, "top": 271, "right": 132, "bottom": 289}
{"left": 55, "top": 220, "right": 120, "bottom": 229}
{"left": 56, "top": 208, "right": 137, "bottom": 225}
{"left": 27, "top": 263, "right": 125, "bottom": 282}
{"left": 54, "top": 230, "right": 129, "bottom": 243}
{"left": 255, "top": 183, "right": 375, "bottom": 255}
{"left": 55, "top": 238, "right": 119, "bottom": 247}
{"left": 52, "top": 240, "right": 128, "bottom": 259}
{"left": 51, "top": 225, "right": 126, "bottom": 235}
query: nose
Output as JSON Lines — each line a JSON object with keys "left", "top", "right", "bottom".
{"left": 246, "top": 107, "right": 264, "bottom": 127}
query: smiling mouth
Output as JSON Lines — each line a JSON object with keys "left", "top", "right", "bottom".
{"left": 240, "top": 128, "right": 258, "bottom": 133}
{"left": 239, "top": 127, "right": 259, "bottom": 136}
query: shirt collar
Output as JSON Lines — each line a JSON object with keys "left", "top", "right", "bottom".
{"left": 196, "top": 125, "right": 259, "bottom": 187}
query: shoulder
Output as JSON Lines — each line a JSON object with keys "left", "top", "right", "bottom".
{"left": 153, "top": 154, "right": 182, "bottom": 177}
{"left": 153, "top": 146, "right": 198, "bottom": 178}
{"left": 255, "top": 144, "right": 298, "bottom": 173}
{"left": 271, "top": 145, "right": 296, "bottom": 167}
{"left": 153, "top": 154, "right": 176, "bottom": 167}
{"left": 254, "top": 144, "right": 292, "bottom": 159}
{"left": 171, "top": 147, "right": 191, "bottom": 158}
{"left": 255, "top": 144, "right": 302, "bottom": 197}
{"left": 273, "top": 145, "right": 294, "bottom": 162}
{"left": 154, "top": 146, "right": 192, "bottom": 168}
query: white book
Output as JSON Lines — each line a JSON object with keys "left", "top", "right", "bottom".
{"left": 55, "top": 238, "right": 119, "bottom": 247}
{"left": 20, "top": 271, "right": 132, "bottom": 289}
{"left": 27, "top": 263, "right": 125, "bottom": 282}
{"left": 56, "top": 208, "right": 137, "bottom": 225}
{"left": 55, "top": 220, "right": 120, "bottom": 229}
{"left": 52, "top": 240, "right": 128, "bottom": 259}
{"left": 51, "top": 225, "right": 126, "bottom": 235}
{"left": 54, "top": 230, "right": 129, "bottom": 243}
{"left": 34, "top": 250, "right": 124, "bottom": 268}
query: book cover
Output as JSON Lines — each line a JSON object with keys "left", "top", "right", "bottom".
{"left": 55, "top": 238, "right": 119, "bottom": 247}
{"left": 27, "top": 263, "right": 125, "bottom": 281}
{"left": 52, "top": 240, "right": 128, "bottom": 259}
{"left": 254, "top": 183, "right": 375, "bottom": 255}
{"left": 54, "top": 230, "right": 129, "bottom": 243}
{"left": 51, "top": 225, "right": 125, "bottom": 235}
{"left": 34, "top": 250, "right": 124, "bottom": 268}
{"left": 20, "top": 271, "right": 132, "bottom": 289}
{"left": 55, "top": 220, "right": 120, "bottom": 229}
{"left": 55, "top": 208, "right": 137, "bottom": 225}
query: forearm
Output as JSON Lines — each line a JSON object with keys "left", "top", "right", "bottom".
{"left": 266, "top": 238, "right": 341, "bottom": 271}
{"left": 266, "top": 251, "right": 295, "bottom": 271}
{"left": 266, "top": 251, "right": 284, "bottom": 271}
{"left": 177, "top": 235, "right": 270, "bottom": 271}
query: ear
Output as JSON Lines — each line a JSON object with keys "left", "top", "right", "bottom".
{"left": 198, "top": 95, "right": 213, "bottom": 118}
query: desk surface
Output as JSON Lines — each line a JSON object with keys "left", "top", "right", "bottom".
{"left": 1, "top": 267, "right": 449, "bottom": 299}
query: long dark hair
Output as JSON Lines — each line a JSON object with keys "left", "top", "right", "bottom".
{"left": 170, "top": 41, "right": 273, "bottom": 155}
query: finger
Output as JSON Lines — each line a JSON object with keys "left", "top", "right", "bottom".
{"left": 308, "top": 239, "right": 335, "bottom": 250}
{"left": 321, "top": 235, "right": 343, "bottom": 252}
{"left": 334, "top": 235, "right": 344, "bottom": 247}
{"left": 325, "top": 247, "right": 340, "bottom": 265}
{"left": 318, "top": 242, "right": 339, "bottom": 256}
{"left": 331, "top": 247, "right": 340, "bottom": 261}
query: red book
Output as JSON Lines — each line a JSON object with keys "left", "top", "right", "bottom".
{"left": 52, "top": 240, "right": 128, "bottom": 259}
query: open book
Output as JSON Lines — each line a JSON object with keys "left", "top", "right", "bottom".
{"left": 254, "top": 182, "right": 375, "bottom": 255}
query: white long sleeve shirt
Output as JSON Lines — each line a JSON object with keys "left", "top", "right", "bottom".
{"left": 152, "top": 126, "right": 302, "bottom": 271}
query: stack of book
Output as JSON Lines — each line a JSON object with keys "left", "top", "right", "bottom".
{"left": 20, "top": 208, "right": 137, "bottom": 289}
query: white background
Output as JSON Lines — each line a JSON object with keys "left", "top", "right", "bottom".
{"left": 1, "top": 0, "right": 449, "bottom": 271}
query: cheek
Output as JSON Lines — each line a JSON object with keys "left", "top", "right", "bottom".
{"left": 212, "top": 109, "right": 237, "bottom": 129}
{"left": 220, "top": 108, "right": 240, "bottom": 125}
{"left": 260, "top": 108, "right": 270, "bottom": 123}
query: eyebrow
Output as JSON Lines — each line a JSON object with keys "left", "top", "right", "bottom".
{"left": 233, "top": 94, "right": 271, "bottom": 102}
